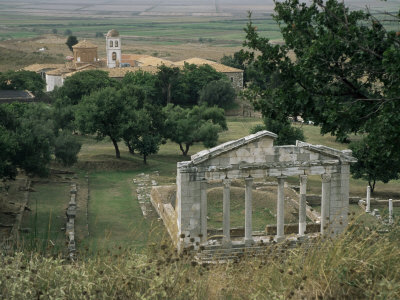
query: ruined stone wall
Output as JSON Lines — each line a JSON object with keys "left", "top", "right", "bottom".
{"left": 173, "top": 132, "right": 355, "bottom": 250}
{"left": 150, "top": 186, "right": 179, "bottom": 247}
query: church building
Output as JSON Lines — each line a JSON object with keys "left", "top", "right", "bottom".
{"left": 24, "top": 29, "right": 244, "bottom": 92}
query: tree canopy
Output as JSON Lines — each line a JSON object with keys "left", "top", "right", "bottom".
{"left": 199, "top": 79, "right": 236, "bottom": 109}
{"left": 242, "top": 0, "right": 400, "bottom": 190}
{"left": 0, "top": 103, "right": 81, "bottom": 180}
{"left": 55, "top": 70, "right": 118, "bottom": 105}
{"left": 75, "top": 87, "right": 127, "bottom": 158}
{"left": 163, "top": 104, "right": 227, "bottom": 156}
{"left": 0, "top": 70, "right": 45, "bottom": 96}
{"left": 156, "top": 64, "right": 226, "bottom": 106}
{"left": 65, "top": 35, "right": 78, "bottom": 52}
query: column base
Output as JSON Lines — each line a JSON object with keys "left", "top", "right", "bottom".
{"left": 274, "top": 236, "right": 285, "bottom": 243}
{"left": 244, "top": 238, "right": 255, "bottom": 246}
{"left": 222, "top": 238, "right": 232, "bottom": 248}
{"left": 299, "top": 222, "right": 306, "bottom": 236}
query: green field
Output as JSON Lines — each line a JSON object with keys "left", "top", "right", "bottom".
{"left": 0, "top": 14, "right": 281, "bottom": 44}
{"left": 20, "top": 182, "right": 70, "bottom": 253}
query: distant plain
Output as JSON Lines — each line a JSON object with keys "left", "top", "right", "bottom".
{"left": 0, "top": 0, "right": 398, "bottom": 71}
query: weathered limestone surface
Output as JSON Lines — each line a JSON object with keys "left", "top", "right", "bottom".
{"left": 150, "top": 186, "right": 179, "bottom": 247}
{"left": 172, "top": 131, "right": 356, "bottom": 250}
{"left": 66, "top": 183, "right": 77, "bottom": 259}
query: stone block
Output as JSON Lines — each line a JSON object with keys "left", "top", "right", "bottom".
{"left": 191, "top": 203, "right": 200, "bottom": 211}
{"left": 249, "top": 169, "right": 265, "bottom": 178}
{"left": 297, "top": 153, "right": 310, "bottom": 161}
{"left": 236, "top": 148, "right": 250, "bottom": 157}
{"left": 306, "top": 166, "right": 325, "bottom": 175}
{"left": 258, "top": 138, "right": 274, "bottom": 148}
{"left": 265, "top": 155, "right": 278, "bottom": 163}
{"left": 189, "top": 218, "right": 199, "bottom": 227}
{"left": 268, "top": 169, "right": 282, "bottom": 177}
{"left": 282, "top": 167, "right": 302, "bottom": 176}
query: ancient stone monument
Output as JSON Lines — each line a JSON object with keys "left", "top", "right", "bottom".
{"left": 151, "top": 131, "right": 356, "bottom": 251}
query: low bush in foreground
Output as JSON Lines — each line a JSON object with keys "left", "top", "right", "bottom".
{"left": 1, "top": 220, "right": 399, "bottom": 299}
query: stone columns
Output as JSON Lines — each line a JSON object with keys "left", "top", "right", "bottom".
{"left": 244, "top": 176, "right": 254, "bottom": 246}
{"left": 275, "top": 176, "right": 286, "bottom": 242}
{"left": 389, "top": 199, "right": 393, "bottom": 224}
{"left": 222, "top": 178, "right": 231, "bottom": 247}
{"left": 321, "top": 174, "right": 331, "bottom": 235}
{"left": 366, "top": 186, "right": 371, "bottom": 213}
{"left": 200, "top": 180, "right": 208, "bottom": 243}
{"left": 298, "top": 175, "right": 308, "bottom": 237}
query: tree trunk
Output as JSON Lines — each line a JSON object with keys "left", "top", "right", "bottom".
{"left": 369, "top": 179, "right": 376, "bottom": 194}
{"left": 179, "top": 143, "right": 185, "bottom": 155}
{"left": 127, "top": 141, "right": 135, "bottom": 155}
{"left": 179, "top": 143, "right": 190, "bottom": 156}
{"left": 111, "top": 138, "right": 121, "bottom": 159}
{"left": 143, "top": 154, "right": 147, "bottom": 165}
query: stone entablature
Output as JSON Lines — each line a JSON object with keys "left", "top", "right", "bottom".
{"left": 172, "top": 131, "right": 356, "bottom": 251}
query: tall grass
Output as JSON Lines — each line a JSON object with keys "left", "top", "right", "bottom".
{"left": 2, "top": 218, "right": 399, "bottom": 299}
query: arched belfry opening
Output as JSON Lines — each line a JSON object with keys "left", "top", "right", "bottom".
{"left": 106, "top": 29, "right": 121, "bottom": 68}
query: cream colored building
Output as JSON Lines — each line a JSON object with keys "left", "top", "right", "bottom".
{"left": 24, "top": 29, "right": 244, "bottom": 92}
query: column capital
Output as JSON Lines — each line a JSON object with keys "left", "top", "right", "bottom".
{"left": 321, "top": 174, "right": 331, "bottom": 182}
{"left": 277, "top": 175, "right": 287, "bottom": 180}
{"left": 223, "top": 178, "right": 231, "bottom": 188}
{"left": 300, "top": 174, "right": 308, "bottom": 182}
{"left": 245, "top": 176, "right": 254, "bottom": 183}
{"left": 200, "top": 180, "right": 208, "bottom": 188}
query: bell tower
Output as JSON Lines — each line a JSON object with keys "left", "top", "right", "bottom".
{"left": 106, "top": 29, "right": 121, "bottom": 68}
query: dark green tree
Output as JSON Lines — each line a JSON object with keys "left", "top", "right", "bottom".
{"left": 122, "top": 71, "right": 160, "bottom": 105}
{"left": 53, "top": 70, "right": 118, "bottom": 130}
{"left": 163, "top": 104, "right": 227, "bottom": 156}
{"left": 0, "top": 103, "right": 81, "bottom": 179}
{"left": 65, "top": 35, "right": 78, "bottom": 52}
{"left": 242, "top": 0, "right": 400, "bottom": 188}
{"left": 54, "top": 131, "right": 82, "bottom": 166}
{"left": 120, "top": 85, "right": 165, "bottom": 162}
{"left": 55, "top": 70, "right": 118, "bottom": 105}
{"left": 156, "top": 65, "right": 180, "bottom": 105}
{"left": 176, "top": 63, "right": 225, "bottom": 106}
{"left": 199, "top": 79, "right": 236, "bottom": 109}
{"left": 128, "top": 109, "right": 163, "bottom": 164}
{"left": 75, "top": 87, "right": 128, "bottom": 158}
{"left": 0, "top": 70, "right": 45, "bottom": 96}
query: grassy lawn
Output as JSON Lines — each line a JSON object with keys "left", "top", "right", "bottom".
{"left": 207, "top": 185, "right": 300, "bottom": 231}
{"left": 81, "top": 170, "right": 166, "bottom": 254}
{"left": 20, "top": 182, "right": 70, "bottom": 253}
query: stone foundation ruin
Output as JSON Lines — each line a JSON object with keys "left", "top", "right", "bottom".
{"left": 151, "top": 131, "right": 356, "bottom": 251}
